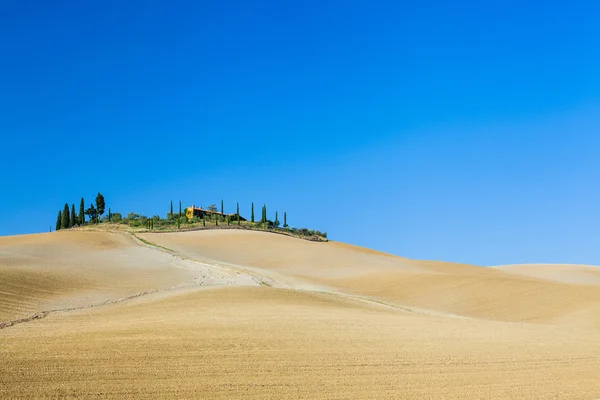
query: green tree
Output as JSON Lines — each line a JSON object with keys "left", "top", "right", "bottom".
{"left": 207, "top": 204, "right": 217, "bottom": 212}
{"left": 251, "top": 202, "right": 254, "bottom": 223}
{"left": 61, "top": 203, "right": 70, "bottom": 229}
{"left": 56, "top": 210, "right": 62, "bottom": 231}
{"left": 170, "top": 200, "right": 173, "bottom": 216}
{"left": 178, "top": 200, "right": 181, "bottom": 229}
{"left": 85, "top": 204, "right": 97, "bottom": 223}
{"left": 108, "top": 208, "right": 111, "bottom": 222}
{"left": 275, "top": 211, "right": 279, "bottom": 228}
{"left": 236, "top": 202, "right": 240, "bottom": 225}
{"left": 262, "top": 205, "right": 267, "bottom": 224}
{"left": 70, "top": 204, "right": 76, "bottom": 227}
{"left": 284, "top": 212, "right": 287, "bottom": 228}
{"left": 221, "top": 199, "right": 224, "bottom": 216}
{"left": 79, "top": 198, "right": 85, "bottom": 225}
{"left": 95, "top": 193, "right": 105, "bottom": 223}
{"left": 111, "top": 212, "right": 122, "bottom": 222}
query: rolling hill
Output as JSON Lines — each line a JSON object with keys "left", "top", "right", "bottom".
{"left": 2, "top": 228, "right": 600, "bottom": 399}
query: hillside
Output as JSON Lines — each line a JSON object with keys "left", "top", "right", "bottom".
{"left": 2, "top": 228, "right": 600, "bottom": 399}
{"left": 139, "top": 230, "right": 600, "bottom": 323}
{"left": 492, "top": 263, "right": 600, "bottom": 285}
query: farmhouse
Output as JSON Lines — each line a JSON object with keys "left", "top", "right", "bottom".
{"left": 185, "top": 205, "right": 246, "bottom": 221}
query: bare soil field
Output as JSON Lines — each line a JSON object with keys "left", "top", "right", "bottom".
{"left": 492, "top": 263, "right": 600, "bottom": 285}
{"left": 0, "top": 231, "right": 251, "bottom": 322}
{"left": 139, "top": 230, "right": 600, "bottom": 323}
{"left": 2, "top": 229, "right": 600, "bottom": 399}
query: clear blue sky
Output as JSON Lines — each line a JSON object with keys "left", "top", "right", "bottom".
{"left": 2, "top": 1, "right": 600, "bottom": 266}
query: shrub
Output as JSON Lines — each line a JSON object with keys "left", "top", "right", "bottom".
{"left": 111, "top": 213, "right": 123, "bottom": 222}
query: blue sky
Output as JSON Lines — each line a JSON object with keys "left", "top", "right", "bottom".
{"left": 1, "top": 1, "right": 600, "bottom": 265}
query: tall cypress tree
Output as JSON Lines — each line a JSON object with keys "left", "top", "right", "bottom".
{"left": 170, "top": 200, "right": 173, "bottom": 216}
{"left": 262, "top": 205, "right": 267, "bottom": 224}
{"left": 284, "top": 212, "right": 287, "bottom": 228}
{"left": 251, "top": 202, "right": 255, "bottom": 223}
{"left": 70, "top": 204, "right": 76, "bottom": 227}
{"left": 79, "top": 198, "right": 85, "bottom": 225}
{"left": 108, "top": 208, "right": 111, "bottom": 222}
{"left": 221, "top": 199, "right": 224, "bottom": 217}
{"left": 236, "top": 202, "right": 240, "bottom": 225}
{"left": 61, "top": 203, "right": 70, "bottom": 229}
{"left": 275, "top": 211, "right": 279, "bottom": 228}
{"left": 56, "top": 210, "right": 62, "bottom": 231}
{"left": 178, "top": 200, "right": 181, "bottom": 229}
{"left": 95, "top": 193, "right": 105, "bottom": 223}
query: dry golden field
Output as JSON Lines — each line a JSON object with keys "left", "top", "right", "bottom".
{"left": 2, "top": 229, "right": 600, "bottom": 399}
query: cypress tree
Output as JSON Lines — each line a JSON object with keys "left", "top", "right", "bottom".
{"left": 79, "top": 198, "right": 85, "bottom": 225}
{"left": 178, "top": 201, "right": 181, "bottom": 229}
{"left": 61, "top": 203, "right": 70, "bottom": 229}
{"left": 108, "top": 208, "right": 111, "bottom": 222}
{"left": 284, "top": 212, "right": 287, "bottom": 228}
{"left": 95, "top": 193, "right": 105, "bottom": 223}
{"left": 70, "top": 204, "right": 76, "bottom": 227}
{"left": 251, "top": 202, "right": 254, "bottom": 223}
{"left": 170, "top": 200, "right": 173, "bottom": 216}
{"left": 275, "top": 211, "right": 279, "bottom": 228}
{"left": 262, "top": 205, "right": 267, "bottom": 224}
{"left": 221, "top": 199, "right": 224, "bottom": 217}
{"left": 56, "top": 210, "right": 62, "bottom": 231}
{"left": 236, "top": 202, "right": 240, "bottom": 225}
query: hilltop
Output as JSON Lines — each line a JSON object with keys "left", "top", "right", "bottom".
{"left": 53, "top": 195, "right": 328, "bottom": 242}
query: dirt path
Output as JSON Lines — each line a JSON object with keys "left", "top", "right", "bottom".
{"left": 1, "top": 230, "right": 426, "bottom": 330}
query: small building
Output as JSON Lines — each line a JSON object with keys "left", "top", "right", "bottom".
{"left": 185, "top": 205, "right": 246, "bottom": 221}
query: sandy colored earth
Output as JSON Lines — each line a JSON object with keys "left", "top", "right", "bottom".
{"left": 2, "top": 228, "right": 600, "bottom": 399}
{"left": 492, "top": 263, "right": 600, "bottom": 285}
